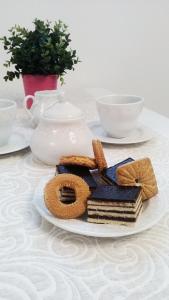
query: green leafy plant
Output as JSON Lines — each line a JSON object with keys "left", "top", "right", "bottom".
{"left": 1, "top": 19, "right": 80, "bottom": 82}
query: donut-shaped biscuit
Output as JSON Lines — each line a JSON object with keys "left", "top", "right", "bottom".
{"left": 44, "top": 174, "right": 91, "bottom": 219}
{"left": 116, "top": 157, "right": 158, "bottom": 201}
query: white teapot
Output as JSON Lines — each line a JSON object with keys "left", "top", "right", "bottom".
{"left": 30, "top": 101, "right": 93, "bottom": 165}
{"left": 24, "top": 90, "right": 63, "bottom": 126}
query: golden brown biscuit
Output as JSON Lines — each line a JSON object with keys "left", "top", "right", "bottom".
{"left": 44, "top": 174, "right": 90, "bottom": 219}
{"left": 59, "top": 155, "right": 97, "bottom": 170}
{"left": 116, "top": 157, "right": 158, "bottom": 201}
{"left": 92, "top": 139, "right": 107, "bottom": 171}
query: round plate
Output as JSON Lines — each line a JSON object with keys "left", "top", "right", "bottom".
{"left": 32, "top": 175, "right": 167, "bottom": 238}
{"left": 88, "top": 121, "right": 155, "bottom": 144}
{"left": 0, "top": 126, "right": 33, "bottom": 155}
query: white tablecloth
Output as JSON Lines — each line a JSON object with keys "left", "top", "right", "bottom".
{"left": 1, "top": 109, "right": 169, "bottom": 300}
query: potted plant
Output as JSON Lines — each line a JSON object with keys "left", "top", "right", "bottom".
{"left": 1, "top": 19, "right": 79, "bottom": 108}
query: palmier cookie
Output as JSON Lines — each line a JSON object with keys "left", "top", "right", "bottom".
{"left": 92, "top": 139, "right": 107, "bottom": 171}
{"left": 116, "top": 157, "right": 158, "bottom": 201}
{"left": 59, "top": 155, "right": 97, "bottom": 170}
{"left": 44, "top": 174, "right": 91, "bottom": 219}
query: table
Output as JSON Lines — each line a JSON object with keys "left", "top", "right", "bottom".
{"left": 1, "top": 99, "right": 169, "bottom": 299}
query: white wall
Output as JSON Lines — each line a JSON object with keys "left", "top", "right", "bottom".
{"left": 0, "top": 0, "right": 169, "bottom": 117}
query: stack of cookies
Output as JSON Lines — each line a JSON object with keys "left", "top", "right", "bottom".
{"left": 44, "top": 139, "right": 158, "bottom": 226}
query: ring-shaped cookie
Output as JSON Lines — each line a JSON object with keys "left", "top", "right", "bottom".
{"left": 44, "top": 174, "right": 91, "bottom": 219}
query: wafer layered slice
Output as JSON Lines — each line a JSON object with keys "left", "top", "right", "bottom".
{"left": 87, "top": 184, "right": 142, "bottom": 225}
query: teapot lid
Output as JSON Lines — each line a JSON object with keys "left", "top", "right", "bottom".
{"left": 43, "top": 101, "right": 83, "bottom": 121}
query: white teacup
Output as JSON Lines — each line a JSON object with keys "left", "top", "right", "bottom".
{"left": 0, "top": 99, "right": 17, "bottom": 146}
{"left": 96, "top": 95, "right": 144, "bottom": 138}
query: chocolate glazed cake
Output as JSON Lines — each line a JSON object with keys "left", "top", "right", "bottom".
{"left": 102, "top": 158, "right": 134, "bottom": 184}
{"left": 87, "top": 184, "right": 142, "bottom": 225}
{"left": 56, "top": 165, "right": 97, "bottom": 188}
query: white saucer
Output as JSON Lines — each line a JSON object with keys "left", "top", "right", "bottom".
{"left": 32, "top": 175, "right": 167, "bottom": 238}
{"left": 88, "top": 121, "right": 155, "bottom": 144}
{"left": 0, "top": 126, "right": 33, "bottom": 155}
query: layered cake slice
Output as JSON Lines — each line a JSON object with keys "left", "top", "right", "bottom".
{"left": 87, "top": 184, "right": 142, "bottom": 225}
{"left": 102, "top": 158, "right": 134, "bottom": 184}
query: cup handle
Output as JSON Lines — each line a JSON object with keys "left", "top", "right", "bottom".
{"left": 24, "top": 95, "right": 35, "bottom": 119}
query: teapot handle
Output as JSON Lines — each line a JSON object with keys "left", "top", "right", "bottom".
{"left": 24, "top": 95, "right": 36, "bottom": 119}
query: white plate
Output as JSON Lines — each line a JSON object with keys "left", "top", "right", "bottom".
{"left": 88, "top": 121, "right": 155, "bottom": 144}
{"left": 0, "top": 126, "right": 33, "bottom": 155}
{"left": 32, "top": 175, "right": 168, "bottom": 238}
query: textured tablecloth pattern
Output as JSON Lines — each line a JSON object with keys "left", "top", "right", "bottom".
{"left": 0, "top": 116, "right": 169, "bottom": 299}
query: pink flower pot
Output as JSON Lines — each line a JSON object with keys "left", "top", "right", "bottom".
{"left": 22, "top": 74, "right": 59, "bottom": 109}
